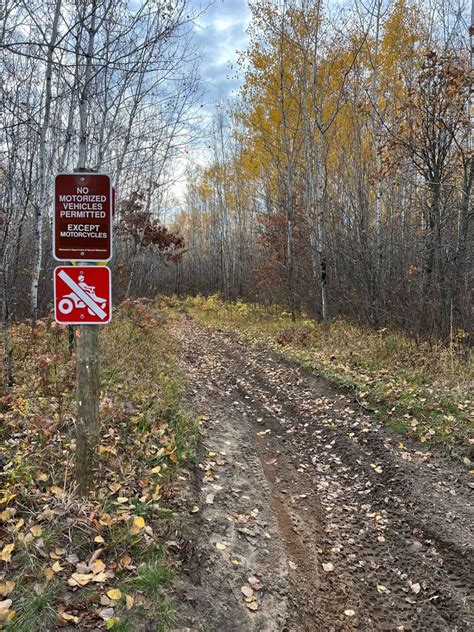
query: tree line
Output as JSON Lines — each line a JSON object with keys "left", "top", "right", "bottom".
{"left": 1, "top": 0, "right": 473, "bottom": 392}
{"left": 173, "top": 0, "right": 473, "bottom": 341}
{"left": 1, "top": 0, "right": 200, "bottom": 383}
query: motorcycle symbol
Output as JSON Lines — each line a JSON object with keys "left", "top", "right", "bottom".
{"left": 58, "top": 271, "right": 107, "bottom": 316}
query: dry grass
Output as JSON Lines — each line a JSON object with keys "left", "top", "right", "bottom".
{"left": 0, "top": 301, "right": 197, "bottom": 630}
{"left": 179, "top": 294, "right": 473, "bottom": 461}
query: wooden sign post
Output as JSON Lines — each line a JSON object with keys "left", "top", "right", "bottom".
{"left": 53, "top": 170, "right": 113, "bottom": 495}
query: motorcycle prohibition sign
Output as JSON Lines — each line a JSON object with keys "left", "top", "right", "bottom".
{"left": 54, "top": 266, "right": 111, "bottom": 324}
{"left": 58, "top": 271, "right": 107, "bottom": 316}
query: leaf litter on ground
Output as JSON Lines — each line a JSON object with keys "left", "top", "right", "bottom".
{"left": 0, "top": 300, "right": 198, "bottom": 629}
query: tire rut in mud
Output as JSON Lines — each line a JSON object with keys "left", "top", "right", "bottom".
{"left": 176, "top": 321, "right": 473, "bottom": 631}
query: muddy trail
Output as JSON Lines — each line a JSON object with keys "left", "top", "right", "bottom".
{"left": 173, "top": 318, "right": 473, "bottom": 632}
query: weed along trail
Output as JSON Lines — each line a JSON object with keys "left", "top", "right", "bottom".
{"left": 173, "top": 316, "right": 474, "bottom": 632}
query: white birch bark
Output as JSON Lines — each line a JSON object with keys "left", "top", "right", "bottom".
{"left": 315, "top": 132, "right": 328, "bottom": 321}
{"left": 30, "top": 0, "right": 62, "bottom": 323}
{"left": 370, "top": 0, "right": 383, "bottom": 323}
{"left": 279, "top": 0, "right": 296, "bottom": 319}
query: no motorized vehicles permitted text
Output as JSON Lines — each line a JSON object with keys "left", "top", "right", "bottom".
{"left": 54, "top": 173, "right": 112, "bottom": 261}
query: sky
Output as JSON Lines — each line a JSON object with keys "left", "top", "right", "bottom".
{"left": 168, "top": 0, "right": 251, "bottom": 202}
{"left": 193, "top": 0, "right": 251, "bottom": 108}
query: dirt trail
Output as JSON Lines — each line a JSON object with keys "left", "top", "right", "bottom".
{"left": 173, "top": 318, "right": 473, "bottom": 632}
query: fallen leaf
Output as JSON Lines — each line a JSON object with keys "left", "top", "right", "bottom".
{"left": 1, "top": 544, "right": 14, "bottom": 563}
{"left": 51, "top": 561, "right": 63, "bottom": 573}
{"left": 134, "top": 516, "right": 145, "bottom": 529}
{"left": 205, "top": 493, "right": 214, "bottom": 505}
{"left": 68, "top": 572, "right": 94, "bottom": 587}
{"left": 377, "top": 585, "right": 390, "bottom": 594}
{"left": 410, "top": 582, "right": 421, "bottom": 594}
{"left": 372, "top": 465, "right": 383, "bottom": 474}
{"left": 94, "top": 535, "right": 105, "bottom": 543}
{"left": 322, "top": 562, "right": 334, "bottom": 572}
{"left": 91, "top": 559, "right": 106, "bottom": 575}
{"left": 145, "top": 525, "right": 154, "bottom": 537}
{"left": 91, "top": 571, "right": 109, "bottom": 583}
{"left": 98, "top": 607, "right": 114, "bottom": 621}
{"left": 288, "top": 561, "right": 297, "bottom": 570}
{"left": 241, "top": 585, "right": 254, "bottom": 599}
{"left": 130, "top": 515, "right": 145, "bottom": 534}
{"left": 89, "top": 548, "right": 104, "bottom": 565}
{"left": 246, "top": 601, "right": 258, "bottom": 611}
{"left": 344, "top": 609, "right": 356, "bottom": 617}
{"left": 0, "top": 509, "right": 15, "bottom": 522}
{"left": 0, "top": 599, "right": 12, "bottom": 622}
{"left": 121, "top": 553, "right": 132, "bottom": 567}
{"left": 215, "top": 542, "right": 226, "bottom": 550}
{"left": 107, "top": 588, "right": 122, "bottom": 601}
{"left": 248, "top": 576, "right": 263, "bottom": 591}
{"left": 44, "top": 567, "right": 54, "bottom": 581}
{"left": 0, "top": 495, "right": 16, "bottom": 505}
{"left": 49, "top": 486, "right": 65, "bottom": 496}
{"left": 125, "top": 594, "right": 134, "bottom": 610}
{"left": 61, "top": 612, "right": 80, "bottom": 623}
{"left": 0, "top": 581, "right": 14, "bottom": 597}
{"left": 30, "top": 525, "right": 43, "bottom": 538}
{"left": 76, "top": 562, "right": 90, "bottom": 574}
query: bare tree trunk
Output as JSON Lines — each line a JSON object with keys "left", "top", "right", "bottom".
{"left": 0, "top": 255, "right": 13, "bottom": 388}
{"left": 279, "top": 1, "right": 296, "bottom": 321}
{"left": 369, "top": 0, "right": 383, "bottom": 325}
{"left": 301, "top": 0, "right": 321, "bottom": 317}
{"left": 455, "top": 1, "right": 474, "bottom": 327}
{"left": 421, "top": 179, "right": 440, "bottom": 335}
{"left": 432, "top": 182, "right": 448, "bottom": 336}
{"left": 75, "top": 0, "right": 100, "bottom": 497}
{"left": 315, "top": 133, "right": 328, "bottom": 321}
{"left": 298, "top": 0, "right": 334, "bottom": 322}
{"left": 31, "top": 0, "right": 62, "bottom": 323}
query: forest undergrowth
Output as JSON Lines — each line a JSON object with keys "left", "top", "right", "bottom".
{"left": 0, "top": 301, "right": 198, "bottom": 630}
{"left": 181, "top": 295, "right": 473, "bottom": 462}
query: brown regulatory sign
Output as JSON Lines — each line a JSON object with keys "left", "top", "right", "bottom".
{"left": 54, "top": 173, "right": 112, "bottom": 262}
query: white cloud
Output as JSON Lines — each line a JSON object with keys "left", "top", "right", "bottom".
{"left": 170, "top": 0, "right": 250, "bottom": 203}
{"left": 214, "top": 16, "right": 234, "bottom": 31}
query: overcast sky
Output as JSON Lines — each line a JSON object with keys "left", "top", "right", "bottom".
{"left": 167, "top": 0, "right": 250, "bottom": 203}
{"left": 193, "top": 0, "right": 251, "bottom": 108}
